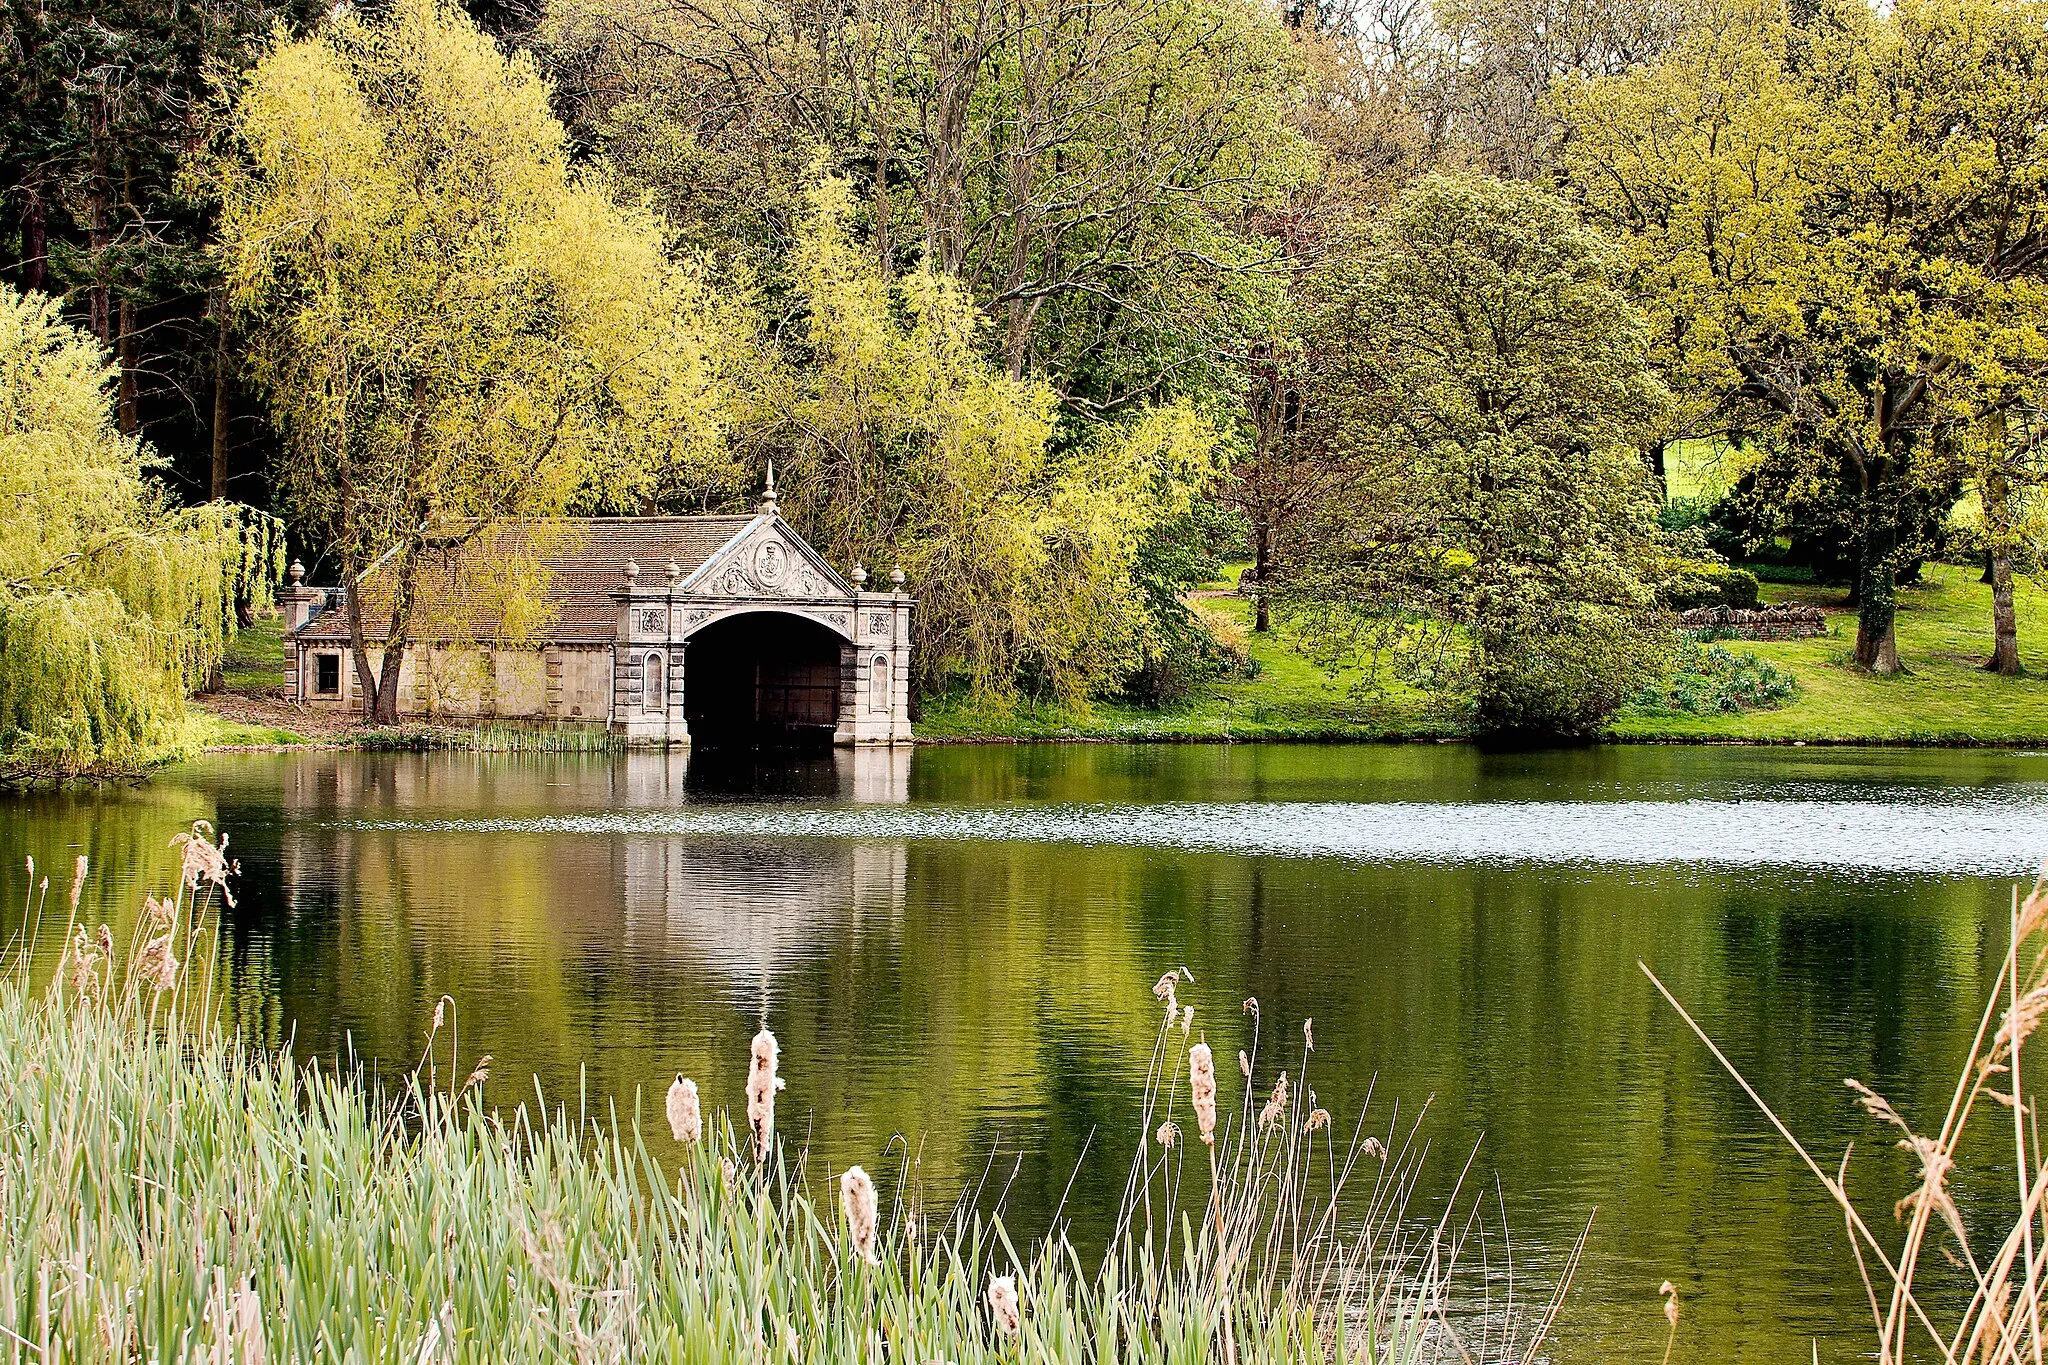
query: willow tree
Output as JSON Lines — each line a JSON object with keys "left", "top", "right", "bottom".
{"left": 217, "top": 0, "right": 742, "bottom": 722}
{"left": 0, "top": 286, "right": 283, "bottom": 772}
{"left": 760, "top": 176, "right": 1217, "bottom": 702}
{"left": 1556, "top": 0, "right": 2048, "bottom": 674}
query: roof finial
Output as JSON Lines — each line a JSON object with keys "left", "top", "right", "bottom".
{"left": 760, "top": 461, "right": 778, "bottom": 516}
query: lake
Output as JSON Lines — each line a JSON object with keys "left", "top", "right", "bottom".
{"left": 4, "top": 742, "right": 2045, "bottom": 1362}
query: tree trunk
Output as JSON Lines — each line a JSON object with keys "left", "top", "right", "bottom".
{"left": 210, "top": 306, "right": 231, "bottom": 501}
{"left": 373, "top": 642, "right": 408, "bottom": 723}
{"left": 116, "top": 298, "right": 138, "bottom": 436}
{"left": 1253, "top": 520, "right": 1272, "bottom": 633}
{"left": 345, "top": 571, "right": 381, "bottom": 722}
{"left": 19, "top": 187, "right": 46, "bottom": 295}
{"left": 1983, "top": 465, "right": 2021, "bottom": 675}
{"left": 1985, "top": 550, "right": 2021, "bottom": 676}
{"left": 1852, "top": 469, "right": 1900, "bottom": 674}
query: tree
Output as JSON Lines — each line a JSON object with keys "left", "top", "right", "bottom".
{"left": 1556, "top": 0, "right": 2048, "bottom": 673}
{"left": 755, "top": 174, "right": 1217, "bottom": 702}
{"left": 217, "top": 0, "right": 742, "bottom": 723}
{"left": 1958, "top": 407, "right": 2048, "bottom": 674}
{"left": 0, "top": 284, "right": 281, "bottom": 772}
{"left": 535, "top": 0, "right": 1319, "bottom": 416}
{"left": 1287, "top": 174, "right": 1672, "bottom": 736}
{"left": 0, "top": 0, "right": 315, "bottom": 495}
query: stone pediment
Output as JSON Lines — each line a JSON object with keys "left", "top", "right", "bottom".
{"left": 679, "top": 515, "right": 854, "bottom": 602}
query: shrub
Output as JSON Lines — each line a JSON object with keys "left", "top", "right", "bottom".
{"left": 1627, "top": 642, "right": 1798, "bottom": 715}
{"left": 1661, "top": 561, "right": 1762, "bottom": 611}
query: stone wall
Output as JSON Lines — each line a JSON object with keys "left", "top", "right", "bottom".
{"left": 1677, "top": 604, "right": 1828, "bottom": 640}
{"left": 294, "top": 642, "right": 614, "bottom": 724}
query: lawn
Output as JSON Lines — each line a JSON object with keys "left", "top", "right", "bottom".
{"left": 915, "top": 576, "right": 1453, "bottom": 742}
{"left": 922, "top": 560, "right": 2048, "bottom": 746}
{"left": 1610, "top": 560, "right": 2048, "bottom": 743}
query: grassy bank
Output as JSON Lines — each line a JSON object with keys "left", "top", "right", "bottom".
{"left": 921, "top": 562, "right": 2048, "bottom": 746}
{"left": 3, "top": 832, "right": 1565, "bottom": 1363}
{"left": 183, "top": 563, "right": 2048, "bottom": 753}
{"left": 1610, "top": 562, "right": 2048, "bottom": 743}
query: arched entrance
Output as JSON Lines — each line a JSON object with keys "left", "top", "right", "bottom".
{"left": 684, "top": 611, "right": 844, "bottom": 750}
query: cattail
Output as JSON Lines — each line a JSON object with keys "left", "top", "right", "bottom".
{"left": 68, "top": 855, "right": 86, "bottom": 911}
{"left": 1153, "top": 971, "right": 1178, "bottom": 1017}
{"left": 1179, "top": 1004, "right": 1193, "bottom": 1036}
{"left": 1303, "top": 1017, "right": 1314, "bottom": 1052}
{"left": 986, "top": 1275, "right": 1021, "bottom": 1337}
{"left": 1660, "top": 1280, "right": 1680, "bottom": 1329}
{"left": 1188, "top": 1043, "right": 1218, "bottom": 1145}
{"left": 463, "top": 1056, "right": 492, "bottom": 1092}
{"left": 840, "top": 1165, "right": 879, "bottom": 1262}
{"left": 1259, "top": 1072, "right": 1289, "bottom": 1131}
{"left": 68, "top": 925, "right": 101, "bottom": 1003}
{"left": 139, "top": 933, "right": 179, "bottom": 993}
{"left": 747, "top": 1028, "right": 783, "bottom": 1161}
{"left": 1303, "top": 1107, "right": 1330, "bottom": 1133}
{"left": 666, "top": 1074, "right": 701, "bottom": 1143}
{"left": 1238, "top": 1049, "right": 1251, "bottom": 1079}
{"left": 1156, "top": 1119, "right": 1178, "bottom": 1149}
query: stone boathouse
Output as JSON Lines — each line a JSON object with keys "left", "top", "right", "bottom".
{"left": 281, "top": 488, "right": 912, "bottom": 747}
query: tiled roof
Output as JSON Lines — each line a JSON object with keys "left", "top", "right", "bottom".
{"left": 294, "top": 516, "right": 761, "bottom": 645}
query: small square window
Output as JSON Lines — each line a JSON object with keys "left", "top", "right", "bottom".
{"left": 313, "top": 652, "right": 341, "bottom": 697}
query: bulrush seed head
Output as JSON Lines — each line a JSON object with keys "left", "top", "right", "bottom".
{"left": 1153, "top": 971, "right": 1178, "bottom": 1017}
{"left": 1188, "top": 1043, "right": 1218, "bottom": 1145}
{"left": 1259, "top": 1072, "right": 1290, "bottom": 1131}
{"left": 747, "top": 1028, "right": 784, "bottom": 1161}
{"left": 1156, "top": 1120, "right": 1178, "bottom": 1149}
{"left": 840, "top": 1165, "right": 879, "bottom": 1262}
{"left": 986, "top": 1274, "right": 1021, "bottom": 1337}
{"left": 666, "top": 1074, "right": 701, "bottom": 1144}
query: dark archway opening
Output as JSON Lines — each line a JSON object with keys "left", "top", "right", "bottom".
{"left": 684, "top": 612, "right": 843, "bottom": 751}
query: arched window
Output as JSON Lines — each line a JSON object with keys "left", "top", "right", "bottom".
{"left": 644, "top": 651, "right": 665, "bottom": 715}
{"left": 869, "top": 654, "right": 890, "bottom": 713}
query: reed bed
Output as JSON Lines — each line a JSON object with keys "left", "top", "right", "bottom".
{"left": 1, "top": 824, "right": 1568, "bottom": 1363}
{"left": 1645, "top": 868, "right": 2048, "bottom": 1365}
{"left": 349, "top": 721, "right": 625, "bottom": 753}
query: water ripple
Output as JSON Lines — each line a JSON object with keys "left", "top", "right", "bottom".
{"left": 341, "top": 796, "right": 2048, "bottom": 874}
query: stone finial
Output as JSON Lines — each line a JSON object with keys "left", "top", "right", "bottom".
{"left": 851, "top": 563, "right": 868, "bottom": 589}
{"left": 759, "top": 461, "right": 779, "bottom": 516}
{"left": 890, "top": 566, "right": 906, "bottom": 591}
{"left": 665, "top": 559, "right": 681, "bottom": 583}
{"left": 288, "top": 558, "right": 305, "bottom": 586}
{"left": 624, "top": 559, "right": 640, "bottom": 583}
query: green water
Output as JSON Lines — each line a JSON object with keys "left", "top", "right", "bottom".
{"left": 5, "top": 742, "right": 2046, "bottom": 1361}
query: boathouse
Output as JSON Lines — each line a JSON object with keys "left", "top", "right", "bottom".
{"left": 279, "top": 486, "right": 912, "bottom": 748}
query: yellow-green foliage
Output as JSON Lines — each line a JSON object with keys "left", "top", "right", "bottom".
{"left": 0, "top": 287, "right": 282, "bottom": 772}
{"left": 767, "top": 177, "right": 1218, "bottom": 702}
{"left": 218, "top": 0, "right": 745, "bottom": 657}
